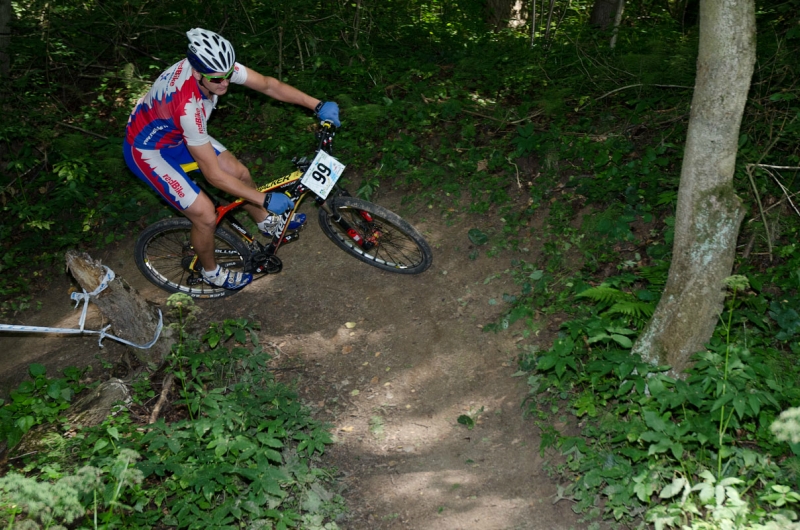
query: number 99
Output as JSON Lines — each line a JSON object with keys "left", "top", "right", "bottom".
{"left": 313, "top": 162, "right": 331, "bottom": 184}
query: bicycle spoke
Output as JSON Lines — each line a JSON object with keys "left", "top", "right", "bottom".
{"left": 135, "top": 219, "right": 250, "bottom": 299}
{"left": 332, "top": 205, "right": 426, "bottom": 270}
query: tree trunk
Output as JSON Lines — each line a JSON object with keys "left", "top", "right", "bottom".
{"left": 352, "top": 0, "right": 362, "bottom": 49}
{"left": 589, "top": 0, "right": 618, "bottom": 29}
{"left": 609, "top": 0, "right": 626, "bottom": 49}
{"left": 0, "top": 0, "right": 11, "bottom": 76}
{"left": 65, "top": 251, "right": 172, "bottom": 367}
{"left": 544, "top": 0, "right": 556, "bottom": 40}
{"left": 486, "top": 0, "right": 527, "bottom": 31}
{"left": 631, "top": 0, "right": 755, "bottom": 376}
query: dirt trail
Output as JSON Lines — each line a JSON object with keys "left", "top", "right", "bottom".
{"left": 0, "top": 189, "right": 580, "bottom": 529}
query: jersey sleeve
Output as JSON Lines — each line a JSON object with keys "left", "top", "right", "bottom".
{"left": 177, "top": 94, "right": 212, "bottom": 146}
{"left": 231, "top": 62, "right": 248, "bottom": 85}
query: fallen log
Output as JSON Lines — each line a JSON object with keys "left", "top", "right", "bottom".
{"left": 65, "top": 250, "right": 172, "bottom": 367}
{"left": 9, "top": 378, "right": 130, "bottom": 459}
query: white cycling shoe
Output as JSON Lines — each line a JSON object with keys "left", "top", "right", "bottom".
{"left": 202, "top": 265, "right": 252, "bottom": 290}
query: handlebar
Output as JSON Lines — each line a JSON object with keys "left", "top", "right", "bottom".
{"left": 316, "top": 121, "right": 337, "bottom": 154}
{"left": 293, "top": 122, "right": 338, "bottom": 171}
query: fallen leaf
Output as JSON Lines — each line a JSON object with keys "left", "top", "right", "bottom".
{"left": 370, "top": 376, "right": 380, "bottom": 385}
{"left": 477, "top": 160, "right": 488, "bottom": 171}
{"left": 468, "top": 228, "right": 489, "bottom": 246}
{"left": 342, "top": 345, "right": 353, "bottom": 355}
{"left": 341, "top": 426, "right": 354, "bottom": 432}
{"left": 457, "top": 415, "right": 475, "bottom": 429}
{"left": 345, "top": 322, "right": 357, "bottom": 329}
{"left": 351, "top": 389, "right": 360, "bottom": 396}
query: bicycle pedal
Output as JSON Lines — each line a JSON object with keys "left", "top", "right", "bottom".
{"left": 254, "top": 255, "right": 283, "bottom": 274}
{"left": 186, "top": 275, "right": 204, "bottom": 286}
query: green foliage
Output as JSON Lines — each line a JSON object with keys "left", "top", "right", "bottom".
{"left": 0, "top": 364, "right": 84, "bottom": 450}
{"left": 576, "top": 284, "right": 655, "bottom": 326}
{"left": 5, "top": 1, "right": 800, "bottom": 526}
{"left": 0, "top": 0, "right": 800, "bottom": 313}
{"left": 517, "top": 275, "right": 800, "bottom": 528}
{"left": 3, "top": 310, "right": 343, "bottom": 529}
{"left": 457, "top": 415, "right": 475, "bottom": 430}
{"left": 0, "top": 466, "right": 98, "bottom": 528}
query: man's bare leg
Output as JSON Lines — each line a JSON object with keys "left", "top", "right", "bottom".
{"left": 182, "top": 192, "right": 218, "bottom": 272}
{"left": 217, "top": 150, "right": 269, "bottom": 223}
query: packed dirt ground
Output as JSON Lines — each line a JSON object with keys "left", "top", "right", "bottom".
{"left": 0, "top": 186, "right": 584, "bottom": 529}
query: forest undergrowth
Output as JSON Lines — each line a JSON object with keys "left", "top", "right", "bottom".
{"left": 3, "top": 0, "right": 800, "bottom": 527}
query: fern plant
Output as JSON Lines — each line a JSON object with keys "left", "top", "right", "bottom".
{"left": 637, "top": 261, "right": 670, "bottom": 286}
{"left": 576, "top": 284, "right": 656, "bottom": 327}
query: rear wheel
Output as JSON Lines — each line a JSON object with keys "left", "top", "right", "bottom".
{"left": 318, "top": 196, "right": 433, "bottom": 274}
{"left": 134, "top": 218, "right": 250, "bottom": 299}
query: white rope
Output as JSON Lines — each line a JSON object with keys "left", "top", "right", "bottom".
{"left": 0, "top": 266, "right": 163, "bottom": 349}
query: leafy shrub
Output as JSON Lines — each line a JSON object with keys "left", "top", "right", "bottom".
{"left": 1, "top": 301, "right": 343, "bottom": 529}
{"left": 0, "top": 364, "right": 84, "bottom": 450}
{"left": 518, "top": 275, "right": 800, "bottom": 528}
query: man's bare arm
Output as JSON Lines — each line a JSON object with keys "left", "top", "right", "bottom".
{"left": 242, "top": 66, "right": 320, "bottom": 111}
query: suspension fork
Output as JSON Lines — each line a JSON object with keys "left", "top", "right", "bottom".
{"left": 321, "top": 199, "right": 376, "bottom": 250}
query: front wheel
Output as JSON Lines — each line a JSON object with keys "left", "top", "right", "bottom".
{"left": 318, "top": 196, "right": 433, "bottom": 274}
{"left": 134, "top": 218, "right": 251, "bottom": 299}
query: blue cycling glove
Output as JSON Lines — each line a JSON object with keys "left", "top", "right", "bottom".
{"left": 315, "top": 101, "right": 340, "bottom": 127}
{"left": 263, "top": 192, "right": 294, "bottom": 215}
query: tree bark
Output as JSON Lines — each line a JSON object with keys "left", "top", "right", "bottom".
{"left": 65, "top": 251, "right": 172, "bottom": 367}
{"left": 0, "top": 0, "right": 11, "bottom": 76}
{"left": 589, "top": 0, "right": 618, "bottom": 29}
{"left": 544, "top": 0, "right": 556, "bottom": 40}
{"left": 631, "top": 0, "right": 755, "bottom": 376}
{"left": 486, "top": 0, "right": 527, "bottom": 31}
{"left": 609, "top": 0, "right": 626, "bottom": 49}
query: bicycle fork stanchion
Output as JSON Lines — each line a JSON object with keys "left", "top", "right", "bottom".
{"left": 336, "top": 212, "right": 376, "bottom": 250}
{"left": 0, "top": 266, "right": 163, "bottom": 349}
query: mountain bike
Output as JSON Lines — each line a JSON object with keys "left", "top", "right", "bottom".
{"left": 133, "top": 123, "right": 433, "bottom": 299}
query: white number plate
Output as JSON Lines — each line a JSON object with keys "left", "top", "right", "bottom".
{"left": 300, "top": 150, "right": 345, "bottom": 200}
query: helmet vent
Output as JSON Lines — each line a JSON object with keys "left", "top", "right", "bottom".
{"left": 185, "top": 28, "right": 236, "bottom": 74}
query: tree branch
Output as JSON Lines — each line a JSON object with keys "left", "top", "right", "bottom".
{"left": 56, "top": 122, "right": 108, "bottom": 140}
{"left": 594, "top": 83, "right": 693, "bottom": 102}
{"left": 149, "top": 373, "right": 174, "bottom": 424}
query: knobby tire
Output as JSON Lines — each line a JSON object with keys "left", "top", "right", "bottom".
{"left": 318, "top": 196, "right": 433, "bottom": 274}
{"left": 134, "top": 218, "right": 250, "bottom": 299}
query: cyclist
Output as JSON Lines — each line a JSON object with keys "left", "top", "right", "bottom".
{"left": 123, "top": 28, "right": 340, "bottom": 290}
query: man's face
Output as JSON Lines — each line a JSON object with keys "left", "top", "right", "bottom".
{"left": 203, "top": 72, "right": 231, "bottom": 95}
{"left": 195, "top": 69, "right": 232, "bottom": 96}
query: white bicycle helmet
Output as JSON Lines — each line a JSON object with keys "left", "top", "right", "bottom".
{"left": 186, "top": 28, "right": 236, "bottom": 74}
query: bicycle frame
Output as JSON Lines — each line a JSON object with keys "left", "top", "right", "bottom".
{"left": 178, "top": 125, "right": 374, "bottom": 277}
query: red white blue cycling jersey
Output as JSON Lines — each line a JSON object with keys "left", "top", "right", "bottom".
{"left": 126, "top": 59, "right": 247, "bottom": 149}
{"left": 123, "top": 59, "right": 248, "bottom": 210}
